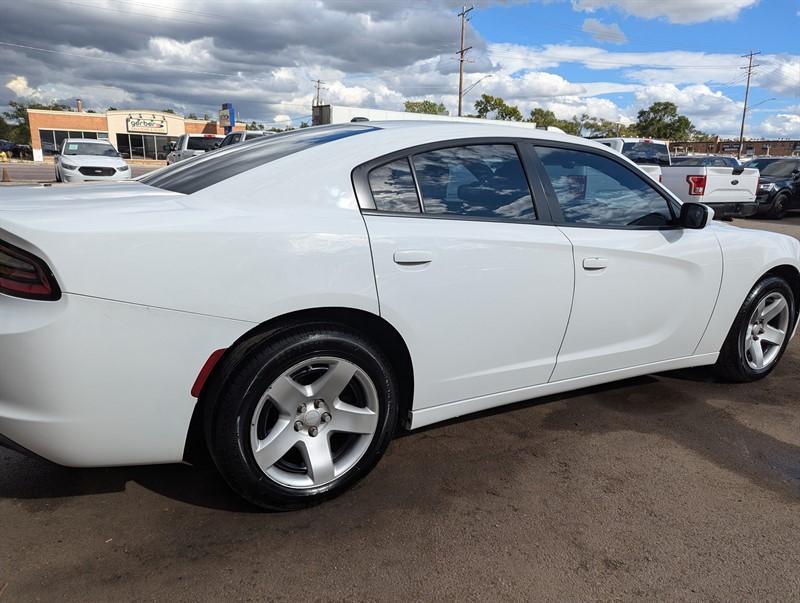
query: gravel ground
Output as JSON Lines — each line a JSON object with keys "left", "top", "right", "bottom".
{"left": 1, "top": 215, "right": 800, "bottom": 602}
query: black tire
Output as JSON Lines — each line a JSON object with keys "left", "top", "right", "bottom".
{"left": 714, "top": 275, "right": 795, "bottom": 382}
{"left": 207, "top": 324, "right": 398, "bottom": 510}
{"left": 54, "top": 167, "right": 61, "bottom": 182}
{"left": 766, "top": 192, "right": 789, "bottom": 220}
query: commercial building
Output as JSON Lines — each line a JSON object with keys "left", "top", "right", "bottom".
{"left": 28, "top": 102, "right": 244, "bottom": 162}
{"left": 671, "top": 138, "right": 800, "bottom": 157}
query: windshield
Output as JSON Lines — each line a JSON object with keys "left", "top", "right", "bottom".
{"left": 187, "top": 137, "right": 222, "bottom": 151}
{"left": 140, "top": 124, "right": 376, "bottom": 194}
{"left": 63, "top": 142, "right": 118, "bottom": 157}
{"left": 621, "top": 141, "right": 671, "bottom": 167}
{"left": 758, "top": 160, "right": 798, "bottom": 177}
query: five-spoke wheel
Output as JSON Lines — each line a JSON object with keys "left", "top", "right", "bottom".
{"left": 207, "top": 324, "right": 398, "bottom": 510}
{"left": 715, "top": 275, "right": 795, "bottom": 382}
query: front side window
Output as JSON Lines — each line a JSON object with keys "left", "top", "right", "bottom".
{"left": 368, "top": 158, "right": 420, "bottom": 213}
{"left": 536, "top": 146, "right": 674, "bottom": 228}
{"left": 411, "top": 144, "right": 536, "bottom": 221}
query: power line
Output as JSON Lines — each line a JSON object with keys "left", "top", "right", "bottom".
{"left": 456, "top": 5, "right": 474, "bottom": 117}
{"left": 312, "top": 79, "right": 327, "bottom": 107}
{"left": 737, "top": 50, "right": 761, "bottom": 159}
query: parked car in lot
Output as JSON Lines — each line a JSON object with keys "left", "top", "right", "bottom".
{"left": 672, "top": 155, "right": 741, "bottom": 168}
{"left": 597, "top": 138, "right": 759, "bottom": 218}
{"left": 744, "top": 157, "right": 800, "bottom": 219}
{"left": 1, "top": 122, "right": 798, "bottom": 510}
{"left": 216, "top": 129, "right": 272, "bottom": 148}
{"left": 165, "top": 133, "right": 224, "bottom": 164}
{"left": 0, "top": 139, "right": 33, "bottom": 160}
{"left": 54, "top": 138, "right": 131, "bottom": 183}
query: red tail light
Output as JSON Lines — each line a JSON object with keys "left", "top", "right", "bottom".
{"left": 686, "top": 175, "right": 707, "bottom": 196}
{"left": 0, "top": 240, "right": 61, "bottom": 300}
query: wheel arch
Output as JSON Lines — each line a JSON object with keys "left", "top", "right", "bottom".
{"left": 763, "top": 263, "right": 800, "bottom": 325}
{"left": 183, "top": 307, "right": 415, "bottom": 463}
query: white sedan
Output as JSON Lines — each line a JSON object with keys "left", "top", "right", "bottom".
{"left": 1, "top": 122, "right": 798, "bottom": 510}
{"left": 54, "top": 138, "right": 131, "bottom": 182}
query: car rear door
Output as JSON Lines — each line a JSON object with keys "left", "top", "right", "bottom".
{"left": 356, "top": 141, "right": 575, "bottom": 411}
{"left": 530, "top": 143, "right": 723, "bottom": 381}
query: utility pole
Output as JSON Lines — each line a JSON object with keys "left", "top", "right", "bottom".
{"left": 312, "top": 79, "right": 326, "bottom": 107}
{"left": 737, "top": 51, "right": 760, "bottom": 160}
{"left": 457, "top": 5, "right": 474, "bottom": 117}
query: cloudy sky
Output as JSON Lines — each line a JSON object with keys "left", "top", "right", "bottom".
{"left": 2, "top": 0, "right": 799, "bottom": 137}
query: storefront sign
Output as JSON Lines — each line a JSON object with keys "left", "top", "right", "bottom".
{"left": 126, "top": 117, "right": 167, "bottom": 133}
{"left": 219, "top": 103, "right": 235, "bottom": 134}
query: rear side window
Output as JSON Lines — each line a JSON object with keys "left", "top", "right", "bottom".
{"left": 411, "top": 144, "right": 536, "bottom": 221}
{"left": 141, "top": 125, "right": 376, "bottom": 194}
{"left": 368, "top": 158, "right": 420, "bottom": 213}
{"left": 187, "top": 137, "right": 221, "bottom": 151}
{"left": 536, "top": 146, "right": 674, "bottom": 228}
{"left": 621, "top": 141, "right": 671, "bottom": 167}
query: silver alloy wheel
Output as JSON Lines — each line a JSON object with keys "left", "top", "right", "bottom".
{"left": 249, "top": 356, "right": 380, "bottom": 489}
{"left": 744, "top": 292, "right": 790, "bottom": 370}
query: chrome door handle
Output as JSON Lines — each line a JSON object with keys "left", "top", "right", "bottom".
{"left": 393, "top": 250, "right": 433, "bottom": 265}
{"left": 582, "top": 257, "right": 608, "bottom": 271}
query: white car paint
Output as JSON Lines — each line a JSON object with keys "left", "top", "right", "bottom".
{"left": 0, "top": 120, "right": 798, "bottom": 468}
{"left": 54, "top": 138, "right": 131, "bottom": 183}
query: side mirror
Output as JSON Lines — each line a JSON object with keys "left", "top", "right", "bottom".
{"left": 679, "top": 202, "right": 713, "bottom": 229}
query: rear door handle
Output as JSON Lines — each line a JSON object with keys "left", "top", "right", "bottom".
{"left": 393, "top": 250, "right": 433, "bottom": 265}
{"left": 582, "top": 257, "right": 608, "bottom": 271}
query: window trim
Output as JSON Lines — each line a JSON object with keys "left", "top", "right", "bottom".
{"left": 352, "top": 137, "right": 554, "bottom": 224}
{"left": 527, "top": 140, "right": 682, "bottom": 231}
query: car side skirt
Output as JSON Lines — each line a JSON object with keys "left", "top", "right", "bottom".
{"left": 408, "top": 353, "right": 719, "bottom": 430}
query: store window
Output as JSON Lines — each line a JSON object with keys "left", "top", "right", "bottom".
{"left": 116, "top": 133, "right": 178, "bottom": 160}
{"left": 39, "top": 129, "right": 109, "bottom": 155}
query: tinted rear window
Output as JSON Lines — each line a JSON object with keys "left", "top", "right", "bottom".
{"left": 141, "top": 125, "right": 376, "bottom": 194}
{"left": 621, "top": 142, "right": 671, "bottom": 167}
{"left": 187, "top": 137, "right": 222, "bottom": 151}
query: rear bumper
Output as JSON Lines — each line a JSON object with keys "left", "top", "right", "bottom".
{"left": 0, "top": 292, "right": 252, "bottom": 467}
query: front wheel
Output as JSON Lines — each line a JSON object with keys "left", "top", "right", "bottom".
{"left": 766, "top": 192, "right": 789, "bottom": 220}
{"left": 715, "top": 276, "right": 795, "bottom": 382}
{"left": 207, "top": 325, "right": 398, "bottom": 510}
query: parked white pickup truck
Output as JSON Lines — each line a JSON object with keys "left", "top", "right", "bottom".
{"left": 596, "top": 138, "right": 759, "bottom": 218}
{"left": 165, "top": 133, "right": 224, "bottom": 165}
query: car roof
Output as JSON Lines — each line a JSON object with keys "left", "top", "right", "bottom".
{"left": 63, "top": 138, "right": 111, "bottom": 143}
{"left": 187, "top": 133, "right": 224, "bottom": 138}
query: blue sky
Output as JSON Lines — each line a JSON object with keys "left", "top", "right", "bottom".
{"left": 461, "top": 0, "right": 799, "bottom": 137}
{"left": 2, "top": 0, "right": 798, "bottom": 137}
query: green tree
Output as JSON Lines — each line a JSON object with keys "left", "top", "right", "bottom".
{"left": 404, "top": 100, "right": 448, "bottom": 115}
{"left": 0, "top": 114, "right": 12, "bottom": 140}
{"left": 107, "top": 106, "right": 118, "bottom": 111}
{"left": 581, "top": 116, "right": 637, "bottom": 138}
{"left": 299, "top": 121, "right": 310, "bottom": 128}
{"left": 527, "top": 108, "right": 582, "bottom": 135}
{"left": 246, "top": 120, "right": 268, "bottom": 130}
{"left": 3, "top": 100, "right": 72, "bottom": 144}
{"left": 634, "top": 102, "right": 696, "bottom": 140}
{"left": 185, "top": 112, "right": 199, "bottom": 119}
{"left": 473, "top": 94, "right": 523, "bottom": 121}
{"left": 161, "top": 108, "right": 176, "bottom": 114}
{"left": 203, "top": 113, "right": 211, "bottom": 121}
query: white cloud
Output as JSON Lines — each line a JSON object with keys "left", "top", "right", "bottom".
{"left": 581, "top": 18, "right": 627, "bottom": 44}
{"left": 571, "top": 0, "right": 760, "bottom": 24}
{"left": 6, "top": 75, "right": 35, "bottom": 97}
{"left": 761, "top": 113, "right": 800, "bottom": 138}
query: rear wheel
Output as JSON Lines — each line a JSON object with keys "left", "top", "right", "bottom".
{"left": 54, "top": 166, "right": 61, "bottom": 182}
{"left": 766, "top": 192, "right": 789, "bottom": 220}
{"left": 207, "top": 325, "right": 398, "bottom": 510}
{"left": 715, "top": 276, "right": 794, "bottom": 382}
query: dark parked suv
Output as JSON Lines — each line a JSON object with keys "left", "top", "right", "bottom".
{"left": 745, "top": 157, "right": 800, "bottom": 219}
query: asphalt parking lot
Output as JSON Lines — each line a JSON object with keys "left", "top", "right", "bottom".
{"left": 2, "top": 216, "right": 800, "bottom": 601}
{"left": 0, "top": 161, "right": 156, "bottom": 183}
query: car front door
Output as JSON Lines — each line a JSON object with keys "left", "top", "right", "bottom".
{"left": 357, "top": 141, "right": 575, "bottom": 411}
{"left": 531, "top": 144, "right": 723, "bottom": 381}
